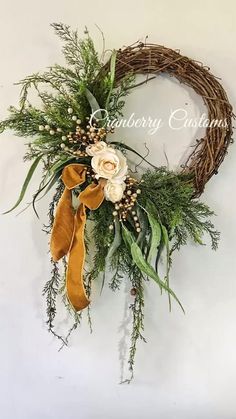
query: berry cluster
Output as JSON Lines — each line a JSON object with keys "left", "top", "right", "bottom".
{"left": 38, "top": 107, "right": 112, "bottom": 157}
{"left": 110, "top": 178, "right": 143, "bottom": 233}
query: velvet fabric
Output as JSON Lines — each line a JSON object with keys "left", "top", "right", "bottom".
{"left": 50, "top": 164, "right": 104, "bottom": 311}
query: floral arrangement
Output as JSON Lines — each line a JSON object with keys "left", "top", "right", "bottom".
{"left": 1, "top": 23, "right": 233, "bottom": 382}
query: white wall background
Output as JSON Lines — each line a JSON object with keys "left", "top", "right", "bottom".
{"left": 0, "top": 1, "right": 236, "bottom": 418}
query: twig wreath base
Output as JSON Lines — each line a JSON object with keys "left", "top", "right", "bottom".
{"left": 0, "top": 24, "right": 234, "bottom": 382}
{"left": 101, "top": 42, "right": 234, "bottom": 196}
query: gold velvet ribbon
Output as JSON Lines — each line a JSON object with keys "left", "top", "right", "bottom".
{"left": 50, "top": 164, "right": 104, "bottom": 311}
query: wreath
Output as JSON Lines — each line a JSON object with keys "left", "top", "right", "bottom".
{"left": 0, "top": 23, "right": 234, "bottom": 382}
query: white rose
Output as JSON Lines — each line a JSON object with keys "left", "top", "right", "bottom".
{"left": 104, "top": 181, "right": 126, "bottom": 203}
{"left": 86, "top": 141, "right": 108, "bottom": 156}
{"left": 91, "top": 148, "right": 128, "bottom": 182}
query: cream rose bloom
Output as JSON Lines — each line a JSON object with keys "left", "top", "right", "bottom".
{"left": 104, "top": 181, "right": 126, "bottom": 203}
{"left": 86, "top": 141, "right": 108, "bottom": 156}
{"left": 91, "top": 148, "right": 128, "bottom": 183}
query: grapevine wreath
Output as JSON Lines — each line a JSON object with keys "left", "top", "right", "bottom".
{"left": 0, "top": 24, "right": 234, "bottom": 381}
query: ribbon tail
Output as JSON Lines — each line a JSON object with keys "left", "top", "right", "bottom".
{"left": 52, "top": 179, "right": 105, "bottom": 312}
{"left": 50, "top": 188, "right": 75, "bottom": 262}
{"left": 66, "top": 204, "right": 90, "bottom": 311}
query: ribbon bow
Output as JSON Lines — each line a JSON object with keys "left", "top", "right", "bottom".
{"left": 50, "top": 164, "right": 104, "bottom": 311}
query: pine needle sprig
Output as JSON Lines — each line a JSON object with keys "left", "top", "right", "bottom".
{"left": 120, "top": 266, "right": 146, "bottom": 384}
{"left": 42, "top": 259, "right": 67, "bottom": 346}
{"left": 51, "top": 23, "right": 101, "bottom": 81}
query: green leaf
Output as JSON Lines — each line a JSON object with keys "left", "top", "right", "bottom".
{"left": 109, "top": 50, "right": 117, "bottom": 87}
{"left": 85, "top": 88, "right": 102, "bottom": 119}
{"left": 105, "top": 50, "right": 117, "bottom": 109}
{"left": 147, "top": 211, "right": 162, "bottom": 264}
{"left": 161, "top": 224, "right": 170, "bottom": 258}
{"left": 122, "top": 224, "right": 184, "bottom": 312}
{"left": 161, "top": 223, "right": 172, "bottom": 311}
{"left": 193, "top": 231, "right": 205, "bottom": 245}
{"left": 71, "top": 190, "right": 80, "bottom": 211}
{"left": 106, "top": 216, "right": 121, "bottom": 260}
{"left": 32, "top": 171, "right": 61, "bottom": 218}
{"left": 121, "top": 222, "right": 134, "bottom": 249}
{"left": 136, "top": 206, "right": 148, "bottom": 247}
{"left": 16, "top": 165, "right": 64, "bottom": 218}
{"left": 49, "top": 156, "right": 75, "bottom": 174}
{"left": 138, "top": 200, "right": 161, "bottom": 263}
{"left": 31, "top": 156, "right": 83, "bottom": 217}
{"left": 3, "top": 154, "right": 43, "bottom": 214}
{"left": 131, "top": 241, "right": 184, "bottom": 312}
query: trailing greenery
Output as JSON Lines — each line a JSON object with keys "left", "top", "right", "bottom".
{"left": 42, "top": 259, "right": 67, "bottom": 345}
{"left": 87, "top": 200, "right": 115, "bottom": 281}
